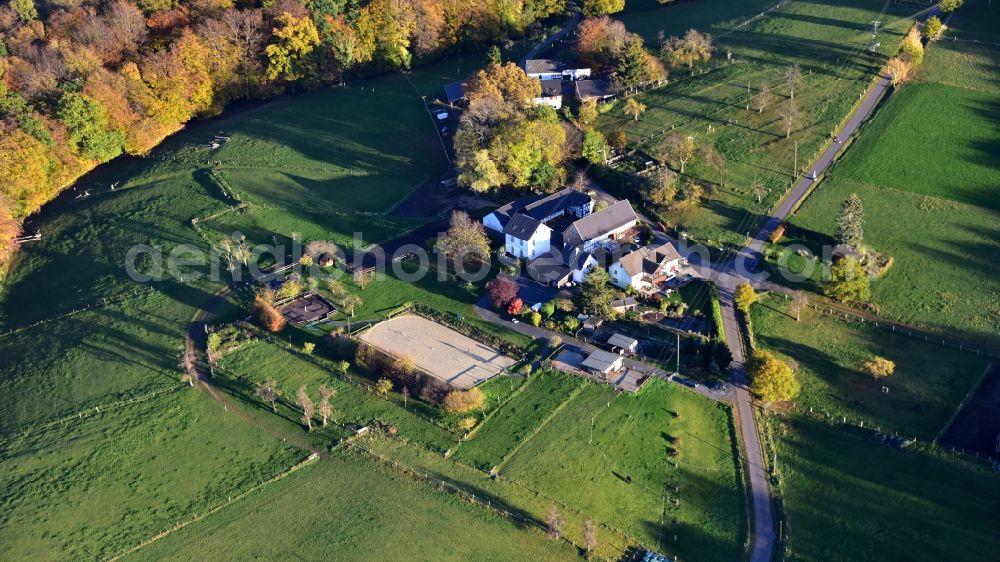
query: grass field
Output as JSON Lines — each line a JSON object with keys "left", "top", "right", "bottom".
{"left": 216, "top": 339, "right": 461, "bottom": 451}
{"left": 502, "top": 380, "right": 745, "bottom": 562}
{"left": 0, "top": 45, "right": 505, "bottom": 561}
{"left": 833, "top": 83, "right": 999, "bottom": 210}
{"left": 328, "top": 258, "right": 534, "bottom": 347}
{"left": 126, "top": 452, "right": 578, "bottom": 562}
{"left": 363, "top": 378, "right": 746, "bottom": 561}
{"left": 0, "top": 390, "right": 302, "bottom": 561}
{"left": 767, "top": 416, "right": 1000, "bottom": 562}
{"left": 597, "top": 0, "right": 918, "bottom": 246}
{"left": 780, "top": 4, "right": 1000, "bottom": 344}
{"left": 453, "top": 370, "right": 584, "bottom": 470}
{"left": 751, "top": 295, "right": 989, "bottom": 439}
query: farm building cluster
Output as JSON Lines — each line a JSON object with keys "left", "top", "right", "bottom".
{"left": 483, "top": 188, "right": 683, "bottom": 293}
{"left": 444, "top": 58, "right": 616, "bottom": 109}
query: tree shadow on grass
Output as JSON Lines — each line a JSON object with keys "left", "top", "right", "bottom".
{"left": 639, "top": 468, "right": 747, "bottom": 560}
{"left": 699, "top": 197, "right": 770, "bottom": 239}
{"left": 422, "top": 470, "right": 548, "bottom": 531}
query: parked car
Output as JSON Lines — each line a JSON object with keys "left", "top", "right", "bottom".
{"left": 675, "top": 376, "right": 698, "bottom": 389}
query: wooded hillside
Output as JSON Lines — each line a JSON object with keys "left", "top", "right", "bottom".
{"left": 0, "top": 0, "right": 567, "bottom": 267}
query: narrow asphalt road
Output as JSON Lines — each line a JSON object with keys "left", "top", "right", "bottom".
{"left": 719, "top": 70, "right": 896, "bottom": 562}
{"left": 737, "top": 74, "right": 894, "bottom": 278}
{"left": 523, "top": 3, "right": 581, "bottom": 60}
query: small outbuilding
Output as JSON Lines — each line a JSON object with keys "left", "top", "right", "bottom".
{"left": 582, "top": 349, "right": 625, "bottom": 376}
{"left": 582, "top": 315, "right": 604, "bottom": 331}
{"left": 607, "top": 333, "right": 639, "bottom": 354}
{"left": 611, "top": 297, "right": 639, "bottom": 313}
{"left": 575, "top": 79, "right": 616, "bottom": 102}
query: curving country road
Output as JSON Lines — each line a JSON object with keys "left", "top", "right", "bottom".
{"left": 718, "top": 67, "right": 896, "bottom": 562}
{"left": 523, "top": 3, "right": 581, "bottom": 61}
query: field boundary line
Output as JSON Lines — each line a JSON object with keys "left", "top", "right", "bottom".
{"left": 382, "top": 176, "right": 433, "bottom": 215}
{"left": 804, "top": 299, "right": 1000, "bottom": 359}
{"left": 0, "top": 285, "right": 158, "bottom": 340}
{"left": 495, "top": 384, "right": 587, "bottom": 472}
{"left": 455, "top": 375, "right": 532, "bottom": 445}
{"left": 934, "top": 363, "right": 994, "bottom": 444}
{"left": 227, "top": 329, "right": 464, "bottom": 439}
{"left": 350, "top": 436, "right": 644, "bottom": 559}
{"left": 105, "top": 453, "right": 320, "bottom": 562}
{"left": 2, "top": 385, "right": 184, "bottom": 443}
{"left": 777, "top": 7, "right": 939, "bottom": 218}
{"left": 340, "top": 438, "right": 604, "bottom": 556}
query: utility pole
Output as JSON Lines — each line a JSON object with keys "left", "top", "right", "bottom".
{"left": 793, "top": 141, "right": 798, "bottom": 177}
{"left": 675, "top": 332, "right": 680, "bottom": 376}
{"left": 746, "top": 80, "right": 751, "bottom": 110}
{"left": 869, "top": 20, "right": 882, "bottom": 53}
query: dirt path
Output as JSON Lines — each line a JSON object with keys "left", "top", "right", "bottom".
{"left": 185, "top": 285, "right": 319, "bottom": 454}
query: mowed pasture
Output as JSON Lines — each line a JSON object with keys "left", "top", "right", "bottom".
{"left": 126, "top": 452, "right": 578, "bottom": 562}
{"left": 330, "top": 257, "right": 534, "bottom": 347}
{"left": 452, "top": 369, "right": 584, "bottom": 470}
{"left": 0, "top": 390, "right": 302, "bottom": 561}
{"left": 751, "top": 295, "right": 989, "bottom": 439}
{"left": 833, "top": 83, "right": 1000, "bottom": 210}
{"left": 785, "top": 8, "right": 1000, "bottom": 344}
{"left": 501, "top": 380, "right": 746, "bottom": 562}
{"left": 198, "top": 169, "right": 428, "bottom": 250}
{"left": 216, "top": 339, "right": 459, "bottom": 451}
{"left": 599, "top": 0, "right": 917, "bottom": 245}
{"left": 769, "top": 416, "right": 1000, "bottom": 562}
{"left": 364, "top": 377, "right": 746, "bottom": 561}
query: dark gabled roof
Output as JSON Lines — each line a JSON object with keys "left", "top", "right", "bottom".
{"left": 563, "top": 200, "right": 638, "bottom": 247}
{"left": 522, "top": 187, "right": 591, "bottom": 221}
{"left": 504, "top": 213, "right": 545, "bottom": 240}
{"left": 539, "top": 79, "right": 563, "bottom": 98}
{"left": 575, "top": 79, "right": 616, "bottom": 100}
{"left": 615, "top": 242, "right": 682, "bottom": 277}
{"left": 610, "top": 298, "right": 638, "bottom": 309}
{"left": 561, "top": 246, "right": 595, "bottom": 271}
{"left": 444, "top": 80, "right": 467, "bottom": 102}
{"left": 524, "top": 59, "right": 564, "bottom": 74}
{"left": 489, "top": 192, "right": 548, "bottom": 229}
{"left": 491, "top": 188, "right": 592, "bottom": 229}
{"left": 527, "top": 260, "right": 572, "bottom": 285}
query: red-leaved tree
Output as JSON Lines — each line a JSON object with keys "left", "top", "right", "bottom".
{"left": 487, "top": 277, "right": 518, "bottom": 310}
{"left": 507, "top": 297, "right": 524, "bottom": 316}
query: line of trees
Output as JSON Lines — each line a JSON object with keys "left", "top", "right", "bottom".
{"left": 0, "top": 0, "right": 571, "bottom": 268}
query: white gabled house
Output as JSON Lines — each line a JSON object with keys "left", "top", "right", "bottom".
{"left": 488, "top": 192, "right": 651, "bottom": 288}
{"left": 530, "top": 79, "right": 564, "bottom": 109}
{"left": 504, "top": 214, "right": 551, "bottom": 260}
{"left": 609, "top": 242, "right": 683, "bottom": 291}
{"left": 523, "top": 59, "right": 592, "bottom": 81}
{"left": 564, "top": 246, "right": 599, "bottom": 283}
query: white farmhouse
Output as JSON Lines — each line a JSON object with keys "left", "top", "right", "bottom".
{"left": 504, "top": 214, "right": 551, "bottom": 260}
{"left": 530, "top": 79, "right": 564, "bottom": 109}
{"left": 483, "top": 188, "right": 593, "bottom": 234}
{"left": 609, "top": 242, "right": 683, "bottom": 291}
{"left": 523, "top": 59, "right": 591, "bottom": 81}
